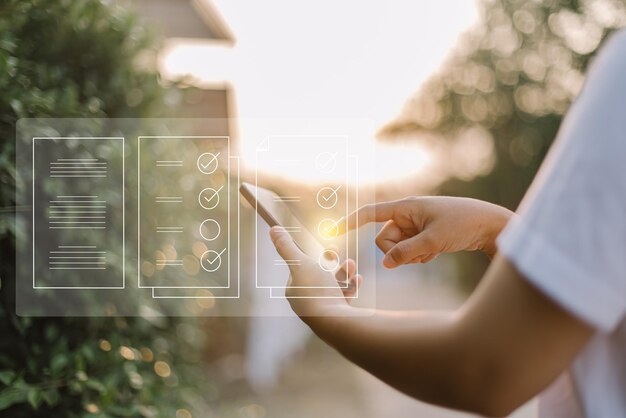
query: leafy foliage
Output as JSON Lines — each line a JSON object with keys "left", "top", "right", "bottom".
{"left": 0, "top": 1, "right": 213, "bottom": 416}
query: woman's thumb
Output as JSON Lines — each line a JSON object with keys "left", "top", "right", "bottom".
{"left": 270, "top": 226, "right": 305, "bottom": 262}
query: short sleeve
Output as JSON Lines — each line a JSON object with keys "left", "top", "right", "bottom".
{"left": 497, "top": 30, "right": 626, "bottom": 332}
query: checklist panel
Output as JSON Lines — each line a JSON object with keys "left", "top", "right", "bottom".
{"left": 255, "top": 135, "right": 349, "bottom": 289}
{"left": 32, "top": 137, "right": 125, "bottom": 289}
{"left": 267, "top": 153, "right": 360, "bottom": 299}
{"left": 151, "top": 155, "right": 241, "bottom": 300}
{"left": 138, "top": 136, "right": 232, "bottom": 289}
{"left": 17, "top": 117, "right": 374, "bottom": 316}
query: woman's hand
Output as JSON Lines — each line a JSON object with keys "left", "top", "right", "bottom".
{"left": 339, "top": 196, "right": 513, "bottom": 268}
{"left": 269, "top": 226, "right": 362, "bottom": 318}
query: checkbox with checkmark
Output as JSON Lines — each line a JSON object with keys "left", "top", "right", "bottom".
{"left": 316, "top": 185, "right": 342, "bottom": 209}
{"left": 200, "top": 248, "right": 226, "bottom": 272}
{"left": 315, "top": 151, "right": 338, "bottom": 173}
{"left": 197, "top": 152, "right": 220, "bottom": 175}
{"left": 198, "top": 185, "right": 223, "bottom": 210}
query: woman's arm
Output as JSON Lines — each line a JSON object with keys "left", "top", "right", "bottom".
{"left": 269, "top": 196, "right": 594, "bottom": 416}
{"left": 307, "top": 256, "right": 593, "bottom": 417}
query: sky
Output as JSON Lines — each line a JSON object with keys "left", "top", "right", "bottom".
{"left": 161, "top": 0, "right": 478, "bottom": 183}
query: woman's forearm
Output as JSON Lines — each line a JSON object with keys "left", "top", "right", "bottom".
{"left": 302, "top": 256, "right": 593, "bottom": 417}
{"left": 479, "top": 204, "right": 515, "bottom": 258}
{"left": 307, "top": 309, "right": 490, "bottom": 414}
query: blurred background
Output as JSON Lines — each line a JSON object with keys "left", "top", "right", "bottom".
{"left": 1, "top": 0, "right": 625, "bottom": 416}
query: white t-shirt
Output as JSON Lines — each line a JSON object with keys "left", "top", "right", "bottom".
{"left": 497, "top": 29, "right": 626, "bottom": 418}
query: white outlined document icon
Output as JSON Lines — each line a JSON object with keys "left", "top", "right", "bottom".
{"left": 32, "top": 137, "right": 125, "bottom": 289}
{"left": 137, "top": 136, "right": 240, "bottom": 299}
{"left": 255, "top": 135, "right": 357, "bottom": 293}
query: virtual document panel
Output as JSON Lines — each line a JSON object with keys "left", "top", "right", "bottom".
{"left": 32, "top": 137, "right": 125, "bottom": 289}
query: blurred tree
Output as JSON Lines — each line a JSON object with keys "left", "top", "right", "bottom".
{"left": 381, "top": 0, "right": 626, "bottom": 287}
{"left": 0, "top": 1, "right": 215, "bottom": 416}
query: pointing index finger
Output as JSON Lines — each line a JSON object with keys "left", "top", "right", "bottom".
{"left": 337, "top": 200, "right": 401, "bottom": 234}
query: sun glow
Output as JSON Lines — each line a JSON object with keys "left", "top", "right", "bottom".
{"left": 160, "top": 0, "right": 478, "bottom": 185}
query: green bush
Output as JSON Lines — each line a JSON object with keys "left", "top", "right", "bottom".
{"left": 0, "top": 1, "right": 214, "bottom": 416}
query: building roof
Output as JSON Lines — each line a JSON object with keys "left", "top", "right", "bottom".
{"left": 133, "top": 0, "right": 234, "bottom": 43}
